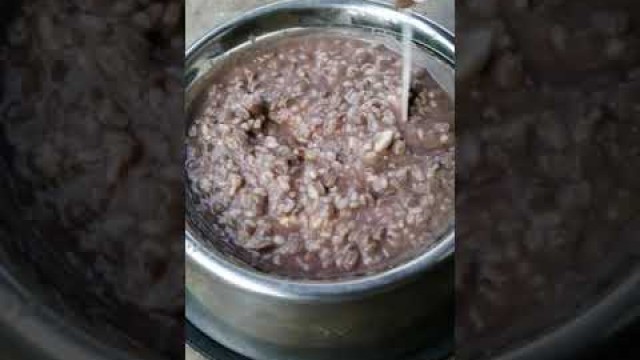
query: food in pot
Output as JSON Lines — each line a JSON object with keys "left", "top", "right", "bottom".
{"left": 187, "top": 33, "right": 454, "bottom": 279}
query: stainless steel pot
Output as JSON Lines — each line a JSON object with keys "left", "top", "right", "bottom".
{"left": 496, "top": 270, "right": 640, "bottom": 360}
{"left": 0, "top": 266, "right": 152, "bottom": 360}
{"left": 0, "top": 183, "right": 155, "bottom": 360}
{"left": 185, "top": 1, "right": 455, "bottom": 360}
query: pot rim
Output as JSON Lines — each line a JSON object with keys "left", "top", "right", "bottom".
{"left": 185, "top": 0, "right": 455, "bottom": 302}
{"left": 0, "top": 261, "right": 157, "bottom": 360}
{"left": 497, "top": 270, "right": 640, "bottom": 360}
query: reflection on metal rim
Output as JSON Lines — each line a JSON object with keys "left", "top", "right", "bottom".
{"left": 497, "top": 270, "right": 640, "bottom": 360}
{"left": 0, "top": 264, "right": 155, "bottom": 360}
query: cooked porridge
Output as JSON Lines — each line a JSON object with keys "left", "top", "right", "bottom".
{"left": 187, "top": 33, "right": 454, "bottom": 279}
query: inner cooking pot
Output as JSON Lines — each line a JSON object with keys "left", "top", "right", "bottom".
{"left": 185, "top": 1, "right": 455, "bottom": 360}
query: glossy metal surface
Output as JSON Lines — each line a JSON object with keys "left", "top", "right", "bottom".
{"left": 497, "top": 271, "right": 640, "bottom": 360}
{"left": 185, "top": 1, "right": 455, "bottom": 360}
{"left": 0, "top": 255, "right": 154, "bottom": 360}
